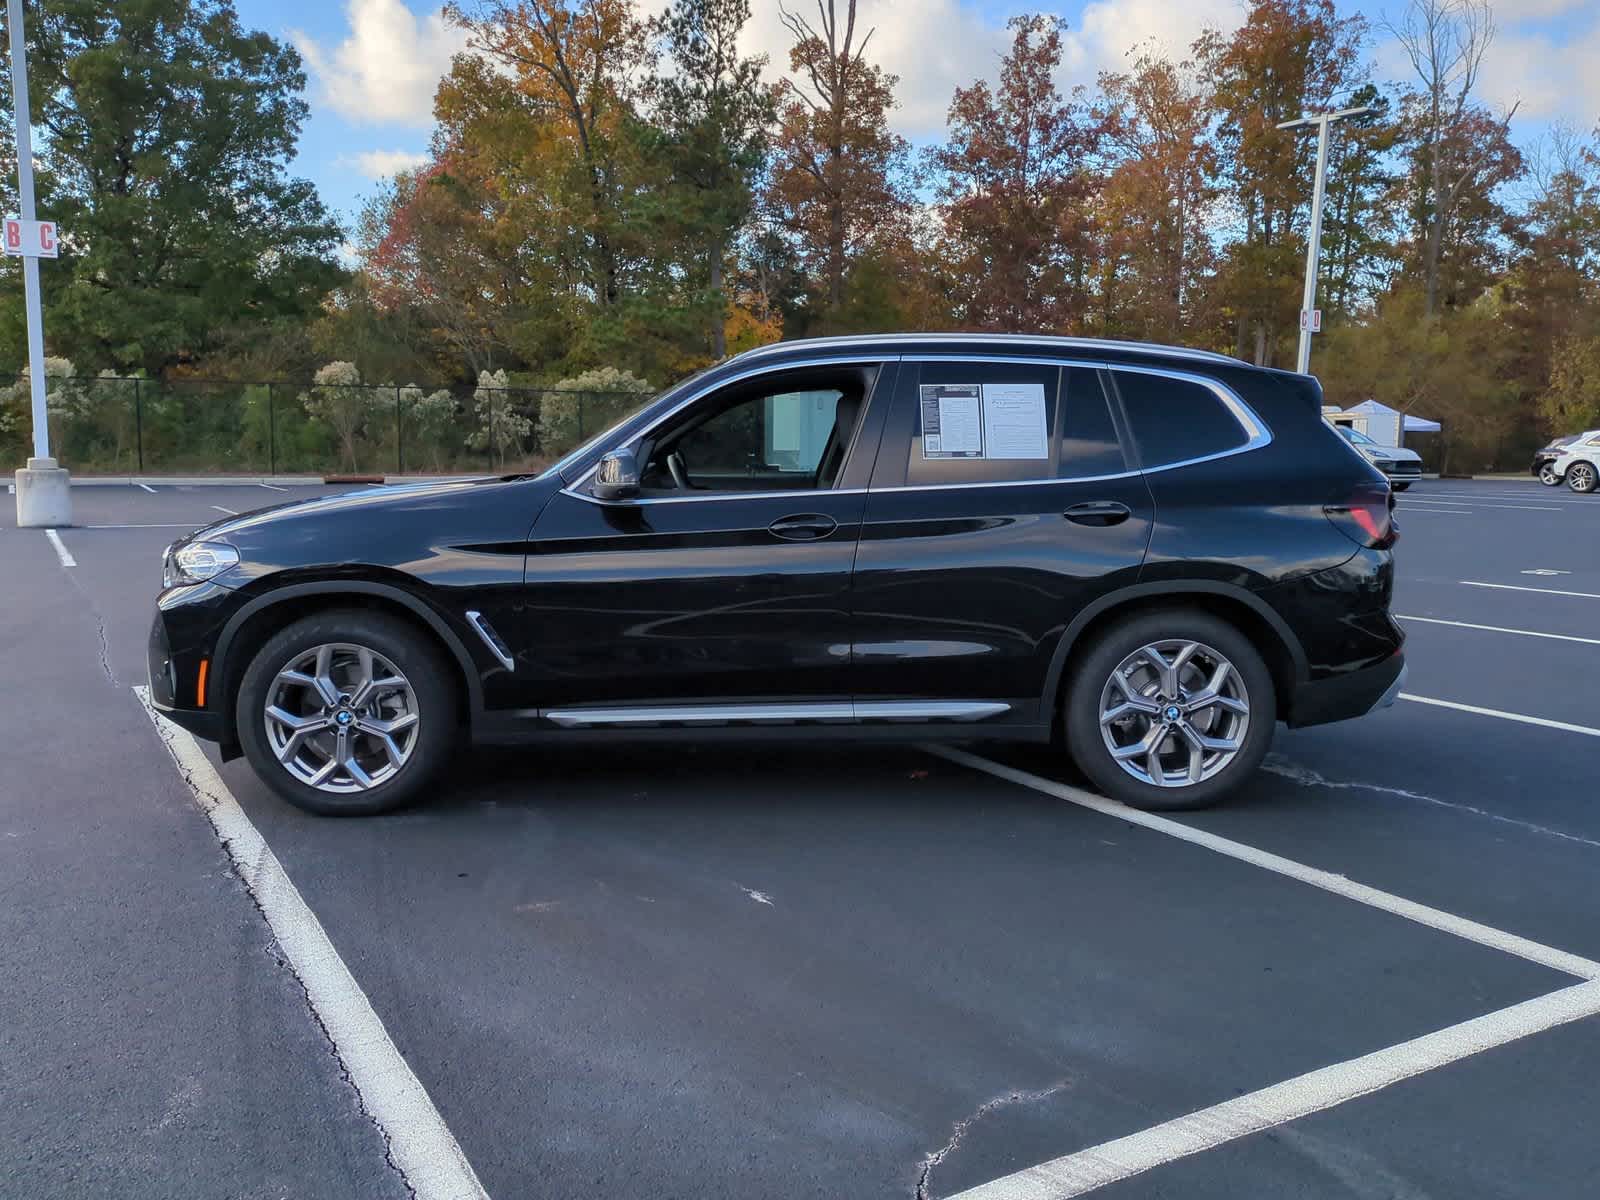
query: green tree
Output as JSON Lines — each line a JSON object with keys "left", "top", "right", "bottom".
{"left": 1539, "top": 334, "right": 1600, "bottom": 435}
{"left": 645, "top": 0, "right": 773, "bottom": 359}
{"left": 0, "top": 0, "right": 343, "bottom": 373}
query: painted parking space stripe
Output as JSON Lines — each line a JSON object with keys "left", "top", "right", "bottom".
{"left": 1400, "top": 500, "right": 1564, "bottom": 512}
{"left": 210, "top": 504, "right": 239, "bottom": 515}
{"left": 84, "top": 523, "right": 203, "bottom": 529}
{"left": 258, "top": 482, "right": 290, "bottom": 491}
{"left": 1461, "top": 580, "right": 1600, "bottom": 600}
{"left": 945, "top": 980, "right": 1600, "bottom": 1200}
{"left": 137, "top": 482, "right": 157, "bottom": 493}
{"left": 1397, "top": 614, "right": 1600, "bottom": 646}
{"left": 44, "top": 528, "right": 76, "bottom": 567}
{"left": 1392, "top": 507, "right": 1473, "bottom": 515}
{"left": 1400, "top": 694, "right": 1600, "bottom": 738}
{"left": 134, "top": 687, "right": 489, "bottom": 1200}
{"left": 927, "top": 747, "right": 1600, "bottom": 981}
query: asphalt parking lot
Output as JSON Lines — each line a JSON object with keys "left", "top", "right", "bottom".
{"left": 4, "top": 476, "right": 1600, "bottom": 1200}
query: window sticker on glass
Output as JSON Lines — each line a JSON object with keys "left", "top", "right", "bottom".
{"left": 981, "top": 382, "right": 1049, "bottom": 459}
{"left": 920, "top": 384, "right": 983, "bottom": 458}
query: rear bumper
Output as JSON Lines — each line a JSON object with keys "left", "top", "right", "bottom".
{"left": 1287, "top": 651, "right": 1406, "bottom": 728}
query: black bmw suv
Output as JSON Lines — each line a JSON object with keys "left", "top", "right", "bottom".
{"left": 149, "top": 334, "right": 1405, "bottom": 815}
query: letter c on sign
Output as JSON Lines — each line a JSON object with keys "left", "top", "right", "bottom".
{"left": 38, "top": 223, "right": 55, "bottom": 253}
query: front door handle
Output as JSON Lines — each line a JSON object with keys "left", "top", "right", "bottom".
{"left": 769, "top": 513, "right": 838, "bottom": 541}
{"left": 1063, "top": 501, "right": 1132, "bottom": 527}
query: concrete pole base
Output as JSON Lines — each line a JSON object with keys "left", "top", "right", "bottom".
{"left": 15, "top": 457, "right": 72, "bottom": 527}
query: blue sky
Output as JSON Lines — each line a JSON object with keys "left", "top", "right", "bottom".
{"left": 238, "top": 0, "right": 1600, "bottom": 238}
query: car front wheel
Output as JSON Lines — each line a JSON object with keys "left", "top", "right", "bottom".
{"left": 236, "top": 610, "right": 458, "bottom": 816}
{"left": 1539, "top": 463, "right": 1561, "bottom": 486}
{"left": 1064, "top": 610, "right": 1276, "bottom": 811}
{"left": 1567, "top": 462, "right": 1597, "bottom": 494}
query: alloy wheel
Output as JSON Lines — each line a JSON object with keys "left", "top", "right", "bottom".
{"left": 1098, "top": 639, "right": 1251, "bottom": 788}
{"left": 264, "top": 643, "right": 420, "bottom": 793}
{"left": 1539, "top": 464, "right": 1560, "bottom": 486}
{"left": 1569, "top": 463, "right": 1597, "bottom": 493}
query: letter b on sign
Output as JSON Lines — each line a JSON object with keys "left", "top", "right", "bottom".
{"left": 4, "top": 220, "right": 20, "bottom": 252}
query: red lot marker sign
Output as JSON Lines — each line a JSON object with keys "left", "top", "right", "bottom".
{"left": 4, "top": 216, "right": 58, "bottom": 258}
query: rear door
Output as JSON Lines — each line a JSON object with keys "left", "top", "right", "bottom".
{"left": 849, "top": 357, "right": 1154, "bottom": 725}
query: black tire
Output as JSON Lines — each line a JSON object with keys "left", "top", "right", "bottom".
{"left": 1392, "top": 482, "right": 1411, "bottom": 492}
{"left": 236, "top": 609, "right": 459, "bottom": 816}
{"left": 1567, "top": 461, "right": 1597, "bottom": 494}
{"left": 1538, "top": 464, "right": 1562, "bottom": 486}
{"left": 1063, "top": 609, "right": 1276, "bottom": 812}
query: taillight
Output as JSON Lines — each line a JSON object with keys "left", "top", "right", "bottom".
{"left": 1325, "top": 482, "right": 1397, "bottom": 548}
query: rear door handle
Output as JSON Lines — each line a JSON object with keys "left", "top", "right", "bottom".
{"left": 1063, "top": 501, "right": 1132, "bottom": 527}
{"left": 769, "top": 513, "right": 838, "bottom": 541}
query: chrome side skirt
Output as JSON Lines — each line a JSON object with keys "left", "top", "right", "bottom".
{"left": 542, "top": 700, "right": 1011, "bottom": 729}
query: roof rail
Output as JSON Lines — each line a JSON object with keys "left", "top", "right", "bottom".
{"left": 730, "top": 332, "right": 1243, "bottom": 368}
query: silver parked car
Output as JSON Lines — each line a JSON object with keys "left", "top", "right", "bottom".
{"left": 1336, "top": 425, "right": 1423, "bottom": 491}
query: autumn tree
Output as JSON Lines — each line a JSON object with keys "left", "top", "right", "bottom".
{"left": 646, "top": 0, "right": 773, "bottom": 357}
{"left": 446, "top": 0, "right": 651, "bottom": 310}
{"left": 1091, "top": 49, "right": 1217, "bottom": 339}
{"left": 765, "top": 0, "right": 911, "bottom": 331}
{"left": 1197, "top": 0, "right": 1366, "bottom": 365}
{"left": 1386, "top": 0, "right": 1521, "bottom": 317}
{"left": 928, "top": 15, "right": 1099, "bottom": 332}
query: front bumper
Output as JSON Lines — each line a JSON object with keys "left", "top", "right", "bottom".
{"left": 1287, "top": 651, "right": 1406, "bottom": 728}
{"left": 147, "top": 583, "right": 235, "bottom": 746}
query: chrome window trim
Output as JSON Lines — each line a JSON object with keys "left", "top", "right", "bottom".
{"left": 557, "top": 354, "right": 1272, "bottom": 504}
{"left": 543, "top": 700, "right": 1010, "bottom": 727}
{"left": 560, "top": 353, "right": 893, "bottom": 503}
{"left": 735, "top": 332, "right": 1241, "bottom": 367}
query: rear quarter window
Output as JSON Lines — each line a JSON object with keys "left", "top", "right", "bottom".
{"left": 1112, "top": 369, "right": 1250, "bottom": 468}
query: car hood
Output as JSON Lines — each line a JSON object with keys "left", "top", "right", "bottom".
{"left": 185, "top": 476, "right": 516, "bottom": 544}
{"left": 1365, "top": 445, "right": 1422, "bottom": 463}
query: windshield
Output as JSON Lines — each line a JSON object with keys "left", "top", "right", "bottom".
{"left": 1337, "top": 426, "right": 1378, "bottom": 446}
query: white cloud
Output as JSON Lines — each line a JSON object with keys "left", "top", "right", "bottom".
{"left": 1068, "top": 0, "right": 1244, "bottom": 78}
{"left": 293, "top": 0, "right": 469, "bottom": 127}
{"left": 1473, "top": 21, "right": 1600, "bottom": 123}
{"left": 340, "top": 148, "right": 431, "bottom": 179}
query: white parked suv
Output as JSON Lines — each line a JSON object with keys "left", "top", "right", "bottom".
{"left": 1335, "top": 426, "right": 1424, "bottom": 491}
{"left": 1546, "top": 431, "right": 1600, "bottom": 493}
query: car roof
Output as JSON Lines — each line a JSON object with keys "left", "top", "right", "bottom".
{"left": 729, "top": 332, "right": 1245, "bottom": 371}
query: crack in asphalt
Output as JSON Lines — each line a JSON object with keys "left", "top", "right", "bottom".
{"left": 917, "top": 1082, "right": 1070, "bottom": 1200}
{"left": 143, "top": 699, "right": 416, "bottom": 1199}
{"left": 1262, "top": 756, "right": 1600, "bottom": 851}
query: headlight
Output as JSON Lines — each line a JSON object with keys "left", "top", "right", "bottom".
{"left": 163, "top": 540, "right": 240, "bottom": 587}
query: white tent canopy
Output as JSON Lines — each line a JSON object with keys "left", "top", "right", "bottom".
{"left": 1346, "top": 398, "right": 1441, "bottom": 434}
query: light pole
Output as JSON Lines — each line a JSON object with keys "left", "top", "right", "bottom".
{"left": 7, "top": 0, "right": 70, "bottom": 526}
{"left": 1278, "top": 105, "right": 1377, "bottom": 376}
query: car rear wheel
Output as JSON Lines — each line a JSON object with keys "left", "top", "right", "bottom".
{"left": 1539, "top": 463, "right": 1561, "bottom": 486}
{"left": 236, "top": 610, "right": 458, "bottom": 816}
{"left": 1064, "top": 610, "right": 1276, "bottom": 811}
{"left": 1567, "top": 462, "right": 1597, "bottom": 494}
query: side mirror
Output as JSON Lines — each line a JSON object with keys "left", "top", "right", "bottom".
{"left": 591, "top": 448, "right": 640, "bottom": 501}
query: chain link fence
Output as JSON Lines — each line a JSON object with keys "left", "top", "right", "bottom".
{"left": 0, "top": 376, "right": 653, "bottom": 475}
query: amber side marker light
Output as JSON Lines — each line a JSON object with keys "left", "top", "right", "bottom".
{"left": 196, "top": 658, "right": 209, "bottom": 708}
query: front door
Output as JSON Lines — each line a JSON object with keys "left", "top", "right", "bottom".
{"left": 850, "top": 358, "right": 1154, "bottom": 725}
{"left": 515, "top": 360, "right": 894, "bottom": 713}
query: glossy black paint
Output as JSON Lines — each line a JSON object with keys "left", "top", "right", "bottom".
{"left": 147, "top": 334, "right": 1404, "bottom": 756}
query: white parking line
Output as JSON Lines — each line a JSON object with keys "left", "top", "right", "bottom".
{"left": 210, "top": 505, "right": 239, "bottom": 516}
{"left": 134, "top": 688, "right": 488, "bottom": 1200}
{"left": 258, "top": 482, "right": 289, "bottom": 491}
{"left": 1401, "top": 500, "right": 1563, "bottom": 512}
{"left": 85, "top": 523, "right": 201, "bottom": 529}
{"left": 1397, "top": 614, "right": 1600, "bottom": 646}
{"left": 1461, "top": 580, "right": 1600, "bottom": 600}
{"left": 137, "top": 482, "right": 157, "bottom": 493}
{"left": 928, "top": 747, "right": 1600, "bottom": 979}
{"left": 44, "top": 529, "right": 76, "bottom": 567}
{"left": 946, "top": 980, "right": 1600, "bottom": 1200}
{"left": 1392, "top": 507, "right": 1473, "bottom": 515}
{"left": 1400, "top": 694, "right": 1600, "bottom": 738}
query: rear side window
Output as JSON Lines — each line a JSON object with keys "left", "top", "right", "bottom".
{"left": 904, "top": 361, "right": 1060, "bottom": 485}
{"left": 1113, "top": 369, "right": 1249, "bottom": 468}
{"left": 1059, "top": 368, "right": 1126, "bottom": 477}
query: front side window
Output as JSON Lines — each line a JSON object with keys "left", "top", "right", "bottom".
{"left": 631, "top": 368, "right": 874, "bottom": 495}
{"left": 1113, "top": 369, "right": 1250, "bottom": 468}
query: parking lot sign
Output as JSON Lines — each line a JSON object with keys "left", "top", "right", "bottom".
{"left": 1300, "top": 309, "right": 1322, "bottom": 333}
{"left": 4, "top": 216, "right": 58, "bottom": 257}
